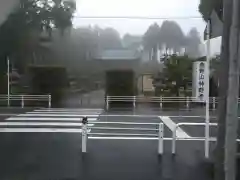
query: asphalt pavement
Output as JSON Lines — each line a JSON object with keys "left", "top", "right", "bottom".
{"left": 62, "top": 90, "right": 105, "bottom": 108}
{"left": 0, "top": 106, "right": 220, "bottom": 180}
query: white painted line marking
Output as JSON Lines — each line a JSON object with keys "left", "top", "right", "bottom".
{"left": 159, "top": 116, "right": 190, "bottom": 138}
{"left": 6, "top": 117, "right": 98, "bottom": 121}
{"left": 37, "top": 108, "right": 103, "bottom": 112}
{"left": 168, "top": 116, "right": 216, "bottom": 118}
{"left": 100, "top": 114, "right": 157, "bottom": 118}
{"left": 0, "top": 122, "right": 94, "bottom": 127}
{"left": 27, "top": 111, "right": 102, "bottom": 115}
{"left": 99, "top": 114, "right": 219, "bottom": 118}
{"left": 39, "top": 107, "right": 103, "bottom": 109}
{"left": 17, "top": 114, "right": 99, "bottom": 117}
{"left": 0, "top": 114, "right": 19, "bottom": 116}
{"left": 33, "top": 111, "right": 103, "bottom": 114}
{"left": 0, "top": 128, "right": 92, "bottom": 133}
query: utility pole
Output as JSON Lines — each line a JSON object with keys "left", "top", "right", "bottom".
{"left": 225, "top": 0, "right": 240, "bottom": 179}
{"left": 7, "top": 57, "right": 10, "bottom": 107}
{"left": 214, "top": 0, "right": 233, "bottom": 179}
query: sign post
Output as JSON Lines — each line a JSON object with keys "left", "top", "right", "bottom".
{"left": 205, "top": 20, "right": 211, "bottom": 158}
{"left": 7, "top": 58, "right": 10, "bottom": 107}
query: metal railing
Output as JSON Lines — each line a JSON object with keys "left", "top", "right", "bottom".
{"left": 81, "top": 118, "right": 164, "bottom": 155}
{"left": 0, "top": 115, "right": 164, "bottom": 155}
{"left": 170, "top": 122, "right": 240, "bottom": 158}
{"left": 0, "top": 94, "right": 51, "bottom": 108}
{"left": 106, "top": 96, "right": 237, "bottom": 110}
{"left": 171, "top": 122, "right": 218, "bottom": 157}
{"left": 0, "top": 114, "right": 238, "bottom": 158}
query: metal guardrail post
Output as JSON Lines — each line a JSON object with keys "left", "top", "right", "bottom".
{"left": 172, "top": 126, "right": 177, "bottom": 155}
{"left": 213, "top": 97, "right": 216, "bottom": 110}
{"left": 48, "top": 95, "right": 51, "bottom": 108}
{"left": 133, "top": 96, "right": 136, "bottom": 108}
{"left": 7, "top": 95, "right": 10, "bottom": 107}
{"left": 106, "top": 96, "right": 109, "bottom": 110}
{"left": 160, "top": 96, "right": 163, "bottom": 109}
{"left": 186, "top": 97, "right": 189, "bottom": 109}
{"left": 158, "top": 123, "right": 164, "bottom": 155}
{"left": 82, "top": 117, "right": 88, "bottom": 153}
{"left": 21, "top": 95, "right": 24, "bottom": 108}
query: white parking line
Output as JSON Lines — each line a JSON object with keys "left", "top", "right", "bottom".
{"left": 159, "top": 116, "right": 190, "bottom": 138}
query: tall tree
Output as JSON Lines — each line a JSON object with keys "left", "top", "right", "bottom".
{"left": 199, "top": 1, "right": 231, "bottom": 180}
{"left": 0, "top": 0, "right": 76, "bottom": 93}
{"left": 143, "top": 23, "right": 161, "bottom": 61}
{"left": 159, "top": 21, "right": 185, "bottom": 53}
{"left": 185, "top": 28, "right": 201, "bottom": 58}
{"left": 143, "top": 23, "right": 161, "bottom": 50}
{"left": 97, "top": 27, "right": 122, "bottom": 50}
{"left": 199, "top": 0, "right": 223, "bottom": 21}
{"left": 0, "top": 0, "right": 76, "bottom": 64}
{"left": 51, "top": 27, "right": 99, "bottom": 70}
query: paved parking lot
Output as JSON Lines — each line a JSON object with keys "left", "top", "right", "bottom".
{"left": 0, "top": 107, "right": 226, "bottom": 180}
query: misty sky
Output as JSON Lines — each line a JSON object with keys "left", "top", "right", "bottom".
{"left": 73, "top": 0, "right": 204, "bottom": 36}
{"left": 73, "top": 0, "right": 221, "bottom": 56}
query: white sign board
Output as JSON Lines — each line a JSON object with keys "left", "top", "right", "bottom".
{"left": 192, "top": 61, "right": 208, "bottom": 102}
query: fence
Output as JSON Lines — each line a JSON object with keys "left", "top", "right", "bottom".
{"left": 0, "top": 115, "right": 164, "bottom": 155}
{"left": 82, "top": 118, "right": 240, "bottom": 158}
{"left": 81, "top": 118, "right": 164, "bottom": 155}
{"left": 171, "top": 122, "right": 240, "bottom": 158}
{"left": 0, "top": 114, "right": 238, "bottom": 158}
{"left": 106, "top": 96, "right": 227, "bottom": 110}
{"left": 0, "top": 94, "right": 51, "bottom": 108}
{"left": 81, "top": 119, "right": 216, "bottom": 157}
{"left": 171, "top": 122, "right": 218, "bottom": 157}
{"left": 0, "top": 95, "right": 229, "bottom": 109}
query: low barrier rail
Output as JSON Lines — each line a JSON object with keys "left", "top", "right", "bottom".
{"left": 0, "top": 115, "right": 239, "bottom": 159}
{"left": 81, "top": 117, "right": 164, "bottom": 155}
{"left": 0, "top": 94, "right": 51, "bottom": 108}
{"left": 172, "top": 122, "right": 218, "bottom": 157}
{"left": 106, "top": 96, "right": 230, "bottom": 110}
